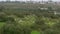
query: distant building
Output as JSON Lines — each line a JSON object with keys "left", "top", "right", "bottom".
{"left": 6, "top": 0, "right": 10, "bottom": 2}
{"left": 40, "top": 8, "right": 48, "bottom": 10}
{"left": 39, "top": 1, "right": 47, "bottom": 4}
{"left": 47, "top": 0, "right": 55, "bottom": 4}
{"left": 48, "top": 0, "right": 52, "bottom": 2}
{"left": 38, "top": 7, "right": 48, "bottom": 10}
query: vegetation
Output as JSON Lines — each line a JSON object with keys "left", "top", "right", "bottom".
{"left": 0, "top": 2, "right": 60, "bottom": 34}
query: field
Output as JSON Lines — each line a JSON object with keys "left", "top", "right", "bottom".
{"left": 0, "top": 22, "right": 5, "bottom": 28}
{"left": 0, "top": 2, "right": 60, "bottom": 34}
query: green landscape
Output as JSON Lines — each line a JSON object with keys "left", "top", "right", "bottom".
{"left": 0, "top": 2, "right": 60, "bottom": 34}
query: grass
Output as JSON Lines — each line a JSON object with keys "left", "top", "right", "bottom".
{"left": 31, "top": 30, "right": 40, "bottom": 34}
{"left": 0, "top": 22, "right": 5, "bottom": 28}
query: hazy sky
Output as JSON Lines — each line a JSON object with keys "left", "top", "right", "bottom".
{"left": 0, "top": 0, "right": 60, "bottom": 2}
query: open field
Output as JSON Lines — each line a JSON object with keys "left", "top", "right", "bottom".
{"left": 0, "top": 22, "right": 5, "bottom": 27}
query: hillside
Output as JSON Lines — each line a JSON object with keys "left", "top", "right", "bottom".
{"left": 0, "top": 2, "right": 60, "bottom": 34}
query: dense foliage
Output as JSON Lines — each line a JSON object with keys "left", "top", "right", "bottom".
{"left": 0, "top": 3, "right": 60, "bottom": 34}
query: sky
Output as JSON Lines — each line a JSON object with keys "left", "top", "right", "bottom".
{"left": 0, "top": 0, "right": 60, "bottom": 2}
